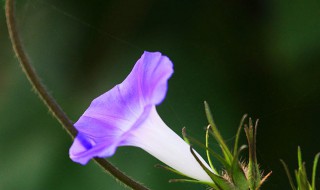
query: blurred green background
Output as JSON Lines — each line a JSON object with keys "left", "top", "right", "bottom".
{"left": 1, "top": 0, "right": 320, "bottom": 189}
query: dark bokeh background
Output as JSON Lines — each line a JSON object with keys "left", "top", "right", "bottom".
{"left": 1, "top": 0, "right": 320, "bottom": 189}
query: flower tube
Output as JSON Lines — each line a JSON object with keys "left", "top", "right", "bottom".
{"left": 69, "top": 51, "right": 212, "bottom": 182}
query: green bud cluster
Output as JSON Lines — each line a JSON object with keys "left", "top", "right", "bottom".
{"left": 159, "top": 102, "right": 271, "bottom": 190}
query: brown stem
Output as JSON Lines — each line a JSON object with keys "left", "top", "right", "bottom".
{"left": 5, "top": 0, "right": 150, "bottom": 189}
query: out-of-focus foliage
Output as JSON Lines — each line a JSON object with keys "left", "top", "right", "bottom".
{"left": 0, "top": 0, "right": 320, "bottom": 189}
{"left": 281, "top": 147, "right": 320, "bottom": 190}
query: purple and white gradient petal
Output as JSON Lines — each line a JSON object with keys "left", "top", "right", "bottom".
{"left": 69, "top": 51, "right": 212, "bottom": 182}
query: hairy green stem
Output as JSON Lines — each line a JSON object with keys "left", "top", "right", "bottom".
{"left": 5, "top": 0, "right": 150, "bottom": 189}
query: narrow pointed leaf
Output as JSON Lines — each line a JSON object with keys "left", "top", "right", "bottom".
{"left": 295, "top": 170, "right": 300, "bottom": 189}
{"left": 296, "top": 147, "right": 310, "bottom": 190}
{"left": 295, "top": 163, "right": 310, "bottom": 190}
{"left": 182, "top": 127, "right": 191, "bottom": 145}
{"left": 169, "top": 178, "right": 220, "bottom": 189}
{"left": 233, "top": 114, "right": 247, "bottom": 157}
{"left": 185, "top": 133, "right": 230, "bottom": 171}
{"left": 206, "top": 125, "right": 218, "bottom": 174}
{"left": 297, "top": 146, "right": 302, "bottom": 170}
{"left": 169, "top": 179, "right": 200, "bottom": 183}
{"left": 204, "top": 101, "right": 233, "bottom": 164}
{"left": 190, "top": 147, "right": 235, "bottom": 190}
{"left": 312, "top": 153, "right": 320, "bottom": 190}
{"left": 280, "top": 159, "right": 297, "bottom": 190}
{"left": 300, "top": 164, "right": 310, "bottom": 189}
{"left": 155, "top": 164, "right": 190, "bottom": 178}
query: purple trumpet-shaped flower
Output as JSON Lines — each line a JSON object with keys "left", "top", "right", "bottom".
{"left": 69, "top": 51, "right": 212, "bottom": 182}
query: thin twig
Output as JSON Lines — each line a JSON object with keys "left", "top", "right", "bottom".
{"left": 5, "top": 0, "right": 150, "bottom": 189}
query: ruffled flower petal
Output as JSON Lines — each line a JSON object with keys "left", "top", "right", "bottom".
{"left": 69, "top": 51, "right": 212, "bottom": 182}
{"left": 70, "top": 51, "right": 173, "bottom": 164}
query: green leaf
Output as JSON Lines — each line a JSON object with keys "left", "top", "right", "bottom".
{"left": 230, "top": 145, "right": 249, "bottom": 190}
{"left": 204, "top": 101, "right": 233, "bottom": 165}
{"left": 281, "top": 148, "right": 320, "bottom": 190}
{"left": 206, "top": 125, "right": 218, "bottom": 174}
{"left": 183, "top": 128, "right": 231, "bottom": 171}
{"left": 169, "top": 178, "right": 206, "bottom": 184}
{"left": 233, "top": 114, "right": 247, "bottom": 158}
{"left": 297, "top": 146, "right": 303, "bottom": 171}
{"left": 295, "top": 147, "right": 311, "bottom": 190}
{"left": 280, "top": 159, "right": 297, "bottom": 190}
{"left": 312, "top": 153, "right": 320, "bottom": 190}
{"left": 181, "top": 127, "right": 191, "bottom": 145}
{"left": 169, "top": 178, "right": 219, "bottom": 188}
{"left": 155, "top": 164, "right": 190, "bottom": 179}
{"left": 190, "top": 146, "right": 235, "bottom": 190}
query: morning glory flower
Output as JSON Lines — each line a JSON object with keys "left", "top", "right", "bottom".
{"left": 69, "top": 51, "right": 212, "bottom": 182}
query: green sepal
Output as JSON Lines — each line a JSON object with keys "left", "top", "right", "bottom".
{"left": 156, "top": 164, "right": 219, "bottom": 188}
{"left": 230, "top": 145, "right": 249, "bottom": 190}
{"left": 169, "top": 178, "right": 220, "bottom": 189}
{"left": 233, "top": 114, "right": 247, "bottom": 157}
{"left": 204, "top": 101, "right": 233, "bottom": 165}
{"left": 206, "top": 125, "right": 218, "bottom": 174}
{"left": 183, "top": 127, "right": 231, "bottom": 171}
{"left": 190, "top": 146, "right": 235, "bottom": 190}
{"left": 155, "top": 164, "right": 190, "bottom": 179}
